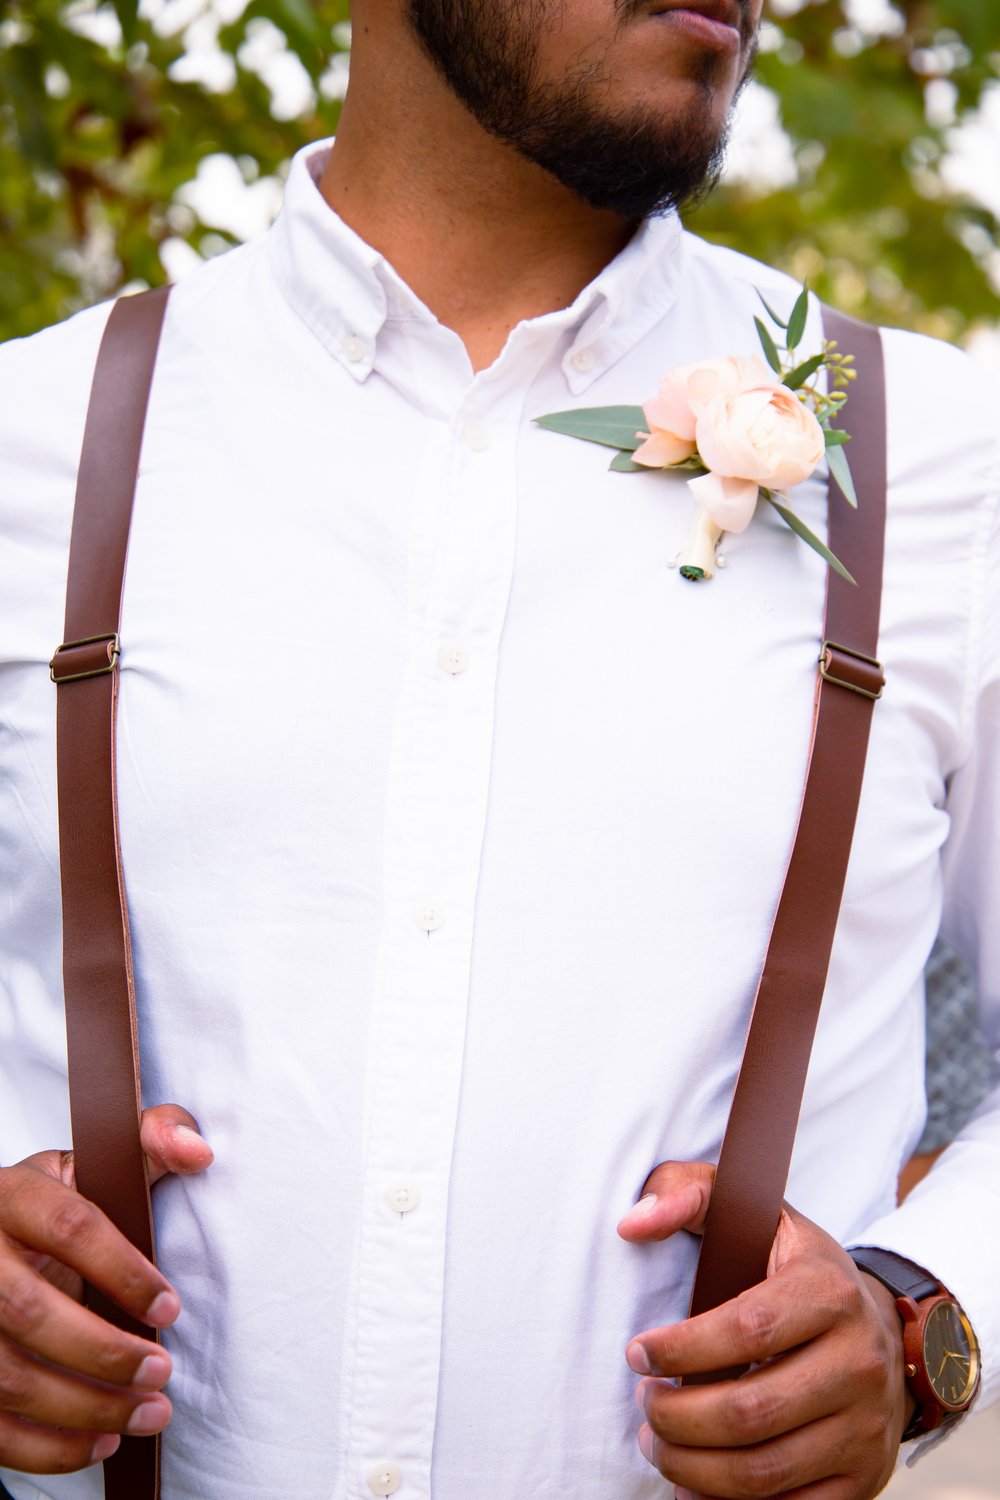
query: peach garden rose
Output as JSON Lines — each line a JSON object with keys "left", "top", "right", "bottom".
{"left": 536, "top": 283, "right": 857, "bottom": 584}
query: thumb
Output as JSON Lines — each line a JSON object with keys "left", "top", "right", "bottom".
{"left": 140, "top": 1104, "right": 214, "bottom": 1187}
{"left": 616, "top": 1160, "right": 716, "bottom": 1243}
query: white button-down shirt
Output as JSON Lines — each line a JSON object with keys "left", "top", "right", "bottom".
{"left": 1, "top": 141, "right": 998, "bottom": 1500}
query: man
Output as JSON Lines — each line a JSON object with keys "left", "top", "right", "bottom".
{"left": 0, "top": 1, "right": 997, "bottom": 1496}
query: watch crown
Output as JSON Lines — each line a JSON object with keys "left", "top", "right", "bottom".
{"left": 905, "top": 1363, "right": 918, "bottom": 1378}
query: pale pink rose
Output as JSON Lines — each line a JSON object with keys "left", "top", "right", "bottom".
{"left": 692, "top": 384, "right": 825, "bottom": 531}
{"left": 633, "top": 355, "right": 778, "bottom": 471}
{"left": 681, "top": 355, "right": 778, "bottom": 416}
{"left": 687, "top": 471, "right": 761, "bottom": 532}
{"left": 632, "top": 393, "right": 698, "bottom": 468}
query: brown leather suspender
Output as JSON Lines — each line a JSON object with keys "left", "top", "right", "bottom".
{"left": 49, "top": 291, "right": 885, "bottom": 1495}
{"left": 50, "top": 286, "right": 171, "bottom": 1500}
{"left": 687, "top": 309, "right": 887, "bottom": 1358}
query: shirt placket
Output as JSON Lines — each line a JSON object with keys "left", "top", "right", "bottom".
{"left": 341, "top": 384, "right": 522, "bottom": 1500}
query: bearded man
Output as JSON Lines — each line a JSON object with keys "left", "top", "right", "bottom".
{"left": 0, "top": 2, "right": 997, "bottom": 1498}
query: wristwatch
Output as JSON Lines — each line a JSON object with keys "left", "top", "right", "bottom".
{"left": 848, "top": 1246, "right": 981, "bottom": 1440}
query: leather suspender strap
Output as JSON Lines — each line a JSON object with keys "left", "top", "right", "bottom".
{"left": 50, "top": 285, "right": 172, "bottom": 1500}
{"left": 687, "top": 307, "right": 887, "bottom": 1364}
{"left": 50, "top": 292, "right": 883, "bottom": 1500}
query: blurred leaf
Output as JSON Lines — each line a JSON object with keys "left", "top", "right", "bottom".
{"left": 0, "top": 0, "right": 997, "bottom": 347}
{"left": 111, "top": 0, "right": 139, "bottom": 45}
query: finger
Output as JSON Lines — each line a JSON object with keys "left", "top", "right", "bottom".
{"left": 0, "top": 1255, "right": 174, "bottom": 1388}
{"left": 0, "top": 1409, "right": 122, "bottom": 1476}
{"left": 0, "top": 1334, "right": 172, "bottom": 1435}
{"left": 641, "top": 1424, "right": 859, "bottom": 1500}
{"left": 0, "top": 1170, "right": 179, "bottom": 1329}
{"left": 617, "top": 1161, "right": 716, "bottom": 1242}
{"left": 627, "top": 1256, "right": 861, "bottom": 1376}
{"left": 639, "top": 1411, "right": 851, "bottom": 1497}
{"left": 638, "top": 1346, "right": 855, "bottom": 1448}
{"left": 140, "top": 1105, "right": 214, "bottom": 1187}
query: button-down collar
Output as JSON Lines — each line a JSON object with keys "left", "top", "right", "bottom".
{"left": 267, "top": 140, "right": 686, "bottom": 395}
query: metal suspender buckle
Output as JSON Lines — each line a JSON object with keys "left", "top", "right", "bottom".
{"left": 49, "top": 633, "right": 121, "bottom": 684}
{"left": 819, "top": 639, "right": 885, "bottom": 700}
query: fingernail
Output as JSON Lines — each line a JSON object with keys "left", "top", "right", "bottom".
{"left": 134, "top": 1352, "right": 171, "bottom": 1391}
{"left": 172, "top": 1125, "right": 205, "bottom": 1145}
{"left": 618, "top": 1193, "right": 658, "bottom": 1234}
{"left": 627, "top": 1340, "right": 651, "bottom": 1374}
{"left": 676, "top": 1490, "right": 695, "bottom": 1500}
{"left": 90, "top": 1434, "right": 121, "bottom": 1463}
{"left": 126, "top": 1399, "right": 170, "bottom": 1437}
{"left": 637, "top": 1424, "right": 654, "bottom": 1463}
{"left": 145, "top": 1290, "right": 181, "bottom": 1327}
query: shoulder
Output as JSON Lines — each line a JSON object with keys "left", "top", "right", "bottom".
{"left": 875, "top": 329, "right": 999, "bottom": 552}
{"left": 0, "top": 299, "right": 115, "bottom": 578}
{"left": 879, "top": 324, "right": 998, "bottom": 446}
{"left": 680, "top": 231, "right": 804, "bottom": 301}
{"left": 0, "top": 298, "right": 113, "bottom": 471}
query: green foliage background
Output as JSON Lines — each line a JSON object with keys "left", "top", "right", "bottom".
{"left": 0, "top": 0, "right": 997, "bottom": 344}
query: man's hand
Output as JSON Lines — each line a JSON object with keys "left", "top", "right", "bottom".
{"left": 618, "top": 1162, "right": 912, "bottom": 1500}
{"left": 0, "top": 1104, "right": 212, "bottom": 1475}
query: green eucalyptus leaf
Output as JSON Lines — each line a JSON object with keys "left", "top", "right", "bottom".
{"left": 535, "top": 406, "right": 647, "bottom": 451}
{"left": 826, "top": 443, "right": 858, "bottom": 508}
{"left": 754, "top": 317, "right": 783, "bottom": 374}
{"left": 609, "top": 450, "right": 646, "bottom": 472}
{"left": 757, "top": 291, "right": 788, "bottom": 329}
{"left": 764, "top": 495, "right": 857, "bottom": 585}
{"left": 786, "top": 283, "right": 810, "bottom": 351}
{"left": 823, "top": 428, "right": 851, "bottom": 447}
{"left": 783, "top": 352, "right": 825, "bottom": 390}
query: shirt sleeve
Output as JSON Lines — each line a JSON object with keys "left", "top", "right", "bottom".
{"left": 849, "top": 414, "right": 1000, "bottom": 1423}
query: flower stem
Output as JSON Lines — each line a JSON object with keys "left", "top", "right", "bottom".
{"left": 679, "top": 508, "right": 724, "bottom": 582}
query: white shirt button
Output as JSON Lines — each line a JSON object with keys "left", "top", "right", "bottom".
{"left": 385, "top": 1179, "right": 420, "bottom": 1213}
{"left": 343, "top": 335, "right": 367, "bottom": 363}
{"left": 461, "top": 419, "right": 490, "bottom": 452}
{"left": 437, "top": 643, "right": 470, "bottom": 675}
{"left": 367, "top": 1461, "right": 402, "bottom": 1496}
{"left": 571, "top": 347, "right": 595, "bottom": 372}
{"left": 414, "top": 902, "right": 446, "bottom": 933}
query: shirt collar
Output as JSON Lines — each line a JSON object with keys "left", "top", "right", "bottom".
{"left": 268, "top": 139, "right": 687, "bottom": 392}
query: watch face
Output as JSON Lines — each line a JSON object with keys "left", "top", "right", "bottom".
{"left": 922, "top": 1300, "right": 980, "bottom": 1410}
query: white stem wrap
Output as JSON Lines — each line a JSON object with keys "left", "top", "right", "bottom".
{"left": 680, "top": 507, "right": 725, "bottom": 581}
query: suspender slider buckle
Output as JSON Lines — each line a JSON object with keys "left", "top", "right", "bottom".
{"left": 819, "top": 640, "right": 884, "bottom": 700}
{"left": 50, "top": 633, "right": 121, "bottom": 684}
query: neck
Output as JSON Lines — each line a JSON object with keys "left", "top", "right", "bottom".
{"left": 319, "top": 20, "right": 635, "bottom": 372}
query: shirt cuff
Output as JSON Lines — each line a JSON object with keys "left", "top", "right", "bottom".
{"left": 849, "top": 1161, "right": 998, "bottom": 1418}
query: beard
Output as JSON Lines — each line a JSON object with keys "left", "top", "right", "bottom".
{"left": 406, "top": 0, "right": 758, "bottom": 220}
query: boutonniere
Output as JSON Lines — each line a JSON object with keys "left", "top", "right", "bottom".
{"left": 536, "top": 285, "right": 858, "bottom": 583}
